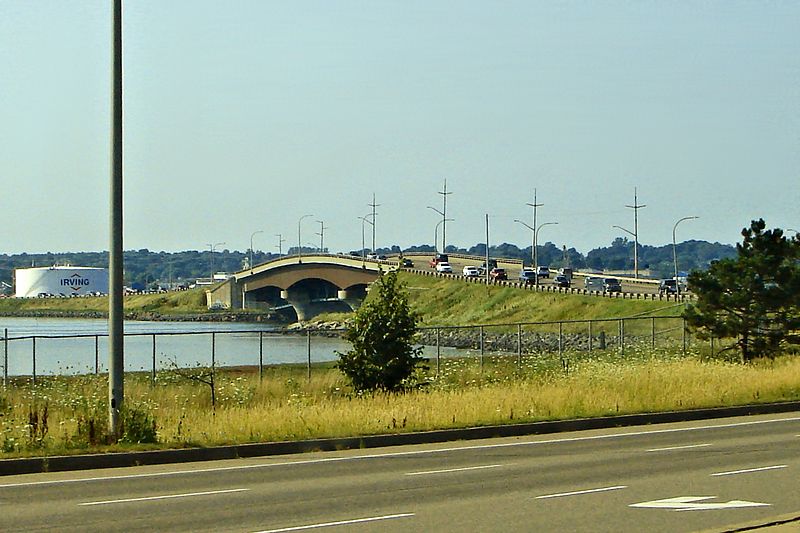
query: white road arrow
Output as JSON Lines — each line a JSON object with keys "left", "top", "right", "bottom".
{"left": 630, "top": 496, "right": 770, "bottom": 511}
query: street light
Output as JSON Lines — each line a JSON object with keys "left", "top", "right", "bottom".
{"left": 434, "top": 218, "right": 454, "bottom": 253}
{"left": 612, "top": 225, "right": 638, "bottom": 277}
{"left": 249, "top": 230, "right": 263, "bottom": 274}
{"left": 297, "top": 214, "right": 313, "bottom": 260}
{"left": 206, "top": 242, "right": 225, "bottom": 285}
{"left": 673, "top": 216, "right": 698, "bottom": 294}
{"left": 359, "top": 214, "right": 374, "bottom": 261}
{"left": 513, "top": 219, "right": 535, "bottom": 266}
{"left": 534, "top": 222, "right": 558, "bottom": 287}
{"left": 427, "top": 206, "right": 445, "bottom": 251}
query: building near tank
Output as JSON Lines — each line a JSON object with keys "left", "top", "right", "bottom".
{"left": 14, "top": 266, "right": 108, "bottom": 298}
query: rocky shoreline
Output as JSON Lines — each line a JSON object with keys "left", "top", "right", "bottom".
{"left": 0, "top": 309, "right": 286, "bottom": 323}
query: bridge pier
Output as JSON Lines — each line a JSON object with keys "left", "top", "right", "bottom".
{"left": 280, "top": 289, "right": 313, "bottom": 321}
{"left": 337, "top": 287, "right": 367, "bottom": 311}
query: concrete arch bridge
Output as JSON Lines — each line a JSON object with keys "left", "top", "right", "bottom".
{"left": 206, "top": 254, "right": 396, "bottom": 321}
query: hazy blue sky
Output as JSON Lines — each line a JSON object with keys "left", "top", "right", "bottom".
{"left": 1, "top": 1, "right": 798, "bottom": 255}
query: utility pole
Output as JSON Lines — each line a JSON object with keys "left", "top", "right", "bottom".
{"left": 108, "top": 0, "right": 124, "bottom": 440}
{"left": 526, "top": 188, "right": 543, "bottom": 268}
{"left": 368, "top": 194, "right": 380, "bottom": 253}
{"left": 275, "top": 234, "right": 285, "bottom": 256}
{"left": 625, "top": 187, "right": 646, "bottom": 279}
{"left": 438, "top": 180, "right": 453, "bottom": 253}
{"left": 315, "top": 221, "right": 327, "bottom": 253}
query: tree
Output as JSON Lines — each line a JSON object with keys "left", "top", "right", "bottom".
{"left": 683, "top": 219, "right": 800, "bottom": 361}
{"left": 337, "top": 271, "right": 425, "bottom": 391}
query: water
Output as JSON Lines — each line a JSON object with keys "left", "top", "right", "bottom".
{"left": 0, "top": 317, "right": 351, "bottom": 376}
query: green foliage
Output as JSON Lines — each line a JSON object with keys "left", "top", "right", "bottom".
{"left": 120, "top": 405, "right": 158, "bottom": 444}
{"left": 337, "top": 271, "right": 425, "bottom": 392}
{"left": 684, "top": 219, "right": 800, "bottom": 361}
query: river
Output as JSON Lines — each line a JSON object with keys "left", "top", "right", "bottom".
{"left": 0, "top": 317, "right": 351, "bottom": 376}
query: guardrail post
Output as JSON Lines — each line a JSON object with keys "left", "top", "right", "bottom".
{"left": 32, "top": 336, "right": 36, "bottom": 388}
{"left": 3, "top": 328, "right": 8, "bottom": 387}
{"left": 306, "top": 330, "right": 312, "bottom": 382}
{"left": 151, "top": 334, "right": 156, "bottom": 386}
{"left": 517, "top": 324, "right": 522, "bottom": 366}
{"left": 435, "top": 328, "right": 441, "bottom": 377}
{"left": 259, "top": 331, "right": 264, "bottom": 383}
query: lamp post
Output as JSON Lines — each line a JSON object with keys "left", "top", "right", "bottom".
{"left": 612, "top": 225, "right": 638, "bottom": 277}
{"left": 513, "top": 219, "right": 535, "bottom": 266}
{"left": 315, "top": 220, "right": 328, "bottom": 253}
{"left": 673, "top": 216, "right": 698, "bottom": 294}
{"left": 367, "top": 194, "right": 379, "bottom": 254}
{"left": 624, "top": 187, "right": 646, "bottom": 279}
{"left": 427, "top": 206, "right": 446, "bottom": 252}
{"left": 297, "top": 214, "right": 313, "bottom": 259}
{"left": 434, "top": 218, "right": 454, "bottom": 253}
{"left": 206, "top": 242, "right": 225, "bottom": 285}
{"left": 526, "top": 189, "right": 543, "bottom": 267}
{"left": 359, "top": 214, "right": 374, "bottom": 261}
{"left": 534, "top": 222, "right": 558, "bottom": 287}
{"left": 436, "top": 180, "right": 452, "bottom": 253}
{"left": 249, "top": 230, "right": 263, "bottom": 274}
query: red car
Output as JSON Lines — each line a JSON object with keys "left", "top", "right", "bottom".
{"left": 489, "top": 267, "right": 507, "bottom": 280}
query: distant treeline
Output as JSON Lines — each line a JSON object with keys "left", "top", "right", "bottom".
{"left": 0, "top": 239, "right": 735, "bottom": 288}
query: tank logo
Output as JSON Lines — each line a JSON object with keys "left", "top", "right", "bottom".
{"left": 61, "top": 273, "right": 90, "bottom": 291}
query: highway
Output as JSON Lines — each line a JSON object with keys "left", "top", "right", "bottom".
{"left": 1, "top": 413, "right": 798, "bottom": 532}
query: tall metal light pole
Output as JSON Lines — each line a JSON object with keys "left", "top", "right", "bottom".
{"left": 297, "top": 214, "right": 313, "bottom": 259}
{"left": 485, "top": 214, "right": 490, "bottom": 285}
{"left": 434, "top": 218, "right": 454, "bottom": 253}
{"left": 612, "top": 225, "right": 637, "bottom": 276}
{"left": 315, "top": 220, "right": 327, "bottom": 253}
{"left": 513, "top": 219, "right": 535, "bottom": 267}
{"left": 673, "top": 216, "right": 698, "bottom": 294}
{"left": 206, "top": 242, "right": 225, "bottom": 284}
{"left": 359, "top": 214, "right": 374, "bottom": 264}
{"left": 427, "top": 206, "right": 445, "bottom": 251}
{"left": 249, "top": 230, "right": 263, "bottom": 274}
{"left": 625, "top": 187, "right": 646, "bottom": 279}
{"left": 535, "top": 222, "right": 558, "bottom": 287}
{"left": 368, "top": 194, "right": 379, "bottom": 254}
{"left": 526, "top": 189, "right": 543, "bottom": 268}
{"left": 108, "top": 0, "right": 124, "bottom": 438}
{"left": 275, "top": 234, "right": 285, "bottom": 256}
{"left": 437, "top": 180, "right": 452, "bottom": 253}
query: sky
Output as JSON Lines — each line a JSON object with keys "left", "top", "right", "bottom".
{"left": 1, "top": 1, "right": 798, "bottom": 256}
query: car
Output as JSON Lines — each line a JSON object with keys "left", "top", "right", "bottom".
{"left": 462, "top": 265, "right": 480, "bottom": 277}
{"left": 659, "top": 279, "right": 678, "bottom": 295}
{"left": 489, "top": 267, "right": 507, "bottom": 280}
{"left": 603, "top": 278, "right": 622, "bottom": 293}
{"left": 479, "top": 258, "right": 498, "bottom": 274}
{"left": 519, "top": 269, "right": 537, "bottom": 285}
{"left": 430, "top": 253, "right": 449, "bottom": 268}
{"left": 400, "top": 258, "right": 414, "bottom": 268}
{"left": 536, "top": 266, "right": 550, "bottom": 278}
{"left": 584, "top": 276, "right": 604, "bottom": 291}
{"left": 366, "top": 252, "right": 378, "bottom": 260}
{"left": 553, "top": 274, "right": 570, "bottom": 288}
{"left": 558, "top": 267, "right": 573, "bottom": 280}
{"left": 435, "top": 261, "right": 453, "bottom": 273}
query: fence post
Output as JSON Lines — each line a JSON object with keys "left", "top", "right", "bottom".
{"left": 306, "top": 329, "right": 312, "bottom": 382}
{"left": 211, "top": 331, "right": 216, "bottom": 373}
{"left": 517, "top": 323, "right": 522, "bottom": 366}
{"left": 32, "top": 336, "right": 36, "bottom": 388}
{"left": 651, "top": 317, "right": 656, "bottom": 350}
{"left": 618, "top": 319, "right": 624, "bottom": 356}
{"left": 95, "top": 335, "right": 100, "bottom": 375}
{"left": 682, "top": 317, "right": 687, "bottom": 356}
{"left": 151, "top": 334, "right": 156, "bottom": 387}
{"left": 259, "top": 331, "right": 264, "bottom": 383}
{"left": 558, "top": 321, "right": 564, "bottom": 367}
{"left": 435, "top": 328, "right": 440, "bottom": 377}
{"left": 3, "top": 328, "right": 7, "bottom": 388}
{"left": 479, "top": 325, "right": 484, "bottom": 372}
{"left": 710, "top": 336, "right": 715, "bottom": 358}
{"left": 588, "top": 321, "right": 593, "bottom": 352}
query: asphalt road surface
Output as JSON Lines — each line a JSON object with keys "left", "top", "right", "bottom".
{"left": 2, "top": 413, "right": 798, "bottom": 532}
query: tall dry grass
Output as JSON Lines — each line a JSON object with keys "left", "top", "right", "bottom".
{"left": 1, "top": 352, "right": 799, "bottom": 458}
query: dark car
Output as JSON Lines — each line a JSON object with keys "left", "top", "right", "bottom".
{"left": 553, "top": 274, "right": 570, "bottom": 288}
{"left": 489, "top": 267, "right": 507, "bottom": 280}
{"left": 603, "top": 278, "right": 622, "bottom": 293}
{"left": 401, "top": 258, "right": 414, "bottom": 268}
{"left": 659, "top": 279, "right": 678, "bottom": 294}
{"left": 519, "top": 269, "right": 537, "bottom": 285}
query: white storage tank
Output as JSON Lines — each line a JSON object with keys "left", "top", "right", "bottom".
{"left": 14, "top": 266, "right": 109, "bottom": 298}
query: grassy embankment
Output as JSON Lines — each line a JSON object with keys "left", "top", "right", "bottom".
{"left": 1, "top": 272, "right": 798, "bottom": 458}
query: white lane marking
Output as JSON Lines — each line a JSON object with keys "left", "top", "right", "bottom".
{"left": 647, "top": 443, "right": 712, "bottom": 452}
{"left": 711, "top": 464, "right": 788, "bottom": 477}
{"left": 535, "top": 485, "right": 627, "bottom": 499}
{"left": 79, "top": 487, "right": 249, "bottom": 506}
{"left": 630, "top": 496, "right": 770, "bottom": 511}
{"left": 3, "top": 415, "right": 799, "bottom": 489}
{"left": 253, "top": 513, "right": 414, "bottom": 532}
{"left": 405, "top": 464, "right": 502, "bottom": 476}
